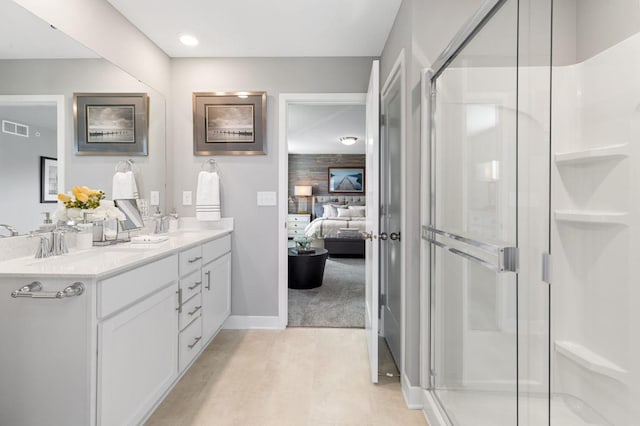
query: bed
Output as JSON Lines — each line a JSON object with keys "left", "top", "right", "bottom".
{"left": 303, "top": 195, "right": 367, "bottom": 240}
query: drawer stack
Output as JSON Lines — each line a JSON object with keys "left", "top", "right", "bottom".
{"left": 178, "top": 246, "right": 203, "bottom": 371}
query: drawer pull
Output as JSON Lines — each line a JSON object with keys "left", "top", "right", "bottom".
{"left": 187, "top": 336, "right": 202, "bottom": 349}
{"left": 176, "top": 288, "right": 183, "bottom": 313}
{"left": 188, "top": 305, "right": 202, "bottom": 316}
{"left": 188, "top": 281, "right": 202, "bottom": 290}
{"left": 188, "top": 256, "right": 202, "bottom": 264}
{"left": 205, "top": 271, "right": 211, "bottom": 290}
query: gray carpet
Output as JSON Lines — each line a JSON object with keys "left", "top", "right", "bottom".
{"left": 288, "top": 257, "right": 365, "bottom": 328}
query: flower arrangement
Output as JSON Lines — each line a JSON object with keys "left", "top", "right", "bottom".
{"left": 55, "top": 186, "right": 125, "bottom": 223}
{"left": 293, "top": 235, "right": 314, "bottom": 252}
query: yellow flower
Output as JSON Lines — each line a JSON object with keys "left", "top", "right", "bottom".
{"left": 88, "top": 189, "right": 102, "bottom": 197}
{"left": 76, "top": 192, "right": 89, "bottom": 203}
{"left": 57, "top": 193, "right": 71, "bottom": 202}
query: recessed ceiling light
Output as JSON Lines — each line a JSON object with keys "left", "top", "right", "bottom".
{"left": 179, "top": 34, "right": 199, "bottom": 47}
{"left": 339, "top": 136, "right": 358, "bottom": 146}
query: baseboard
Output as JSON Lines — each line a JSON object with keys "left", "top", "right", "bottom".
{"left": 402, "top": 372, "right": 424, "bottom": 409}
{"left": 422, "top": 389, "right": 449, "bottom": 426}
{"left": 223, "top": 315, "right": 283, "bottom": 329}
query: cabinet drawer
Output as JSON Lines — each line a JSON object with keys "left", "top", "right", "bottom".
{"left": 179, "top": 317, "right": 203, "bottom": 372}
{"left": 179, "top": 292, "right": 202, "bottom": 331}
{"left": 179, "top": 246, "right": 202, "bottom": 277}
{"left": 289, "top": 215, "right": 309, "bottom": 222}
{"left": 202, "top": 234, "right": 231, "bottom": 264}
{"left": 289, "top": 229, "right": 306, "bottom": 237}
{"left": 180, "top": 269, "right": 202, "bottom": 303}
{"left": 288, "top": 221, "right": 307, "bottom": 230}
{"left": 99, "top": 255, "right": 178, "bottom": 318}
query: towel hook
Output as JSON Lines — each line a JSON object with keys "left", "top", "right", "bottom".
{"left": 201, "top": 158, "right": 219, "bottom": 173}
{"left": 115, "top": 159, "right": 135, "bottom": 173}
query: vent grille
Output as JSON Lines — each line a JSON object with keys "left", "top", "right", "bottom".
{"left": 2, "top": 120, "right": 29, "bottom": 137}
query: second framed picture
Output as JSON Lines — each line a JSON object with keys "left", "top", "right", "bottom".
{"left": 193, "top": 92, "right": 267, "bottom": 155}
{"left": 74, "top": 93, "right": 149, "bottom": 156}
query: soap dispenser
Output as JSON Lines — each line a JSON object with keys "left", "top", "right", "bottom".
{"left": 76, "top": 212, "right": 94, "bottom": 250}
{"left": 38, "top": 212, "right": 56, "bottom": 232}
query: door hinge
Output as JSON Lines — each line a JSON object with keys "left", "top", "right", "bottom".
{"left": 380, "top": 114, "right": 386, "bottom": 126}
{"left": 379, "top": 293, "right": 386, "bottom": 307}
{"left": 542, "top": 252, "right": 551, "bottom": 284}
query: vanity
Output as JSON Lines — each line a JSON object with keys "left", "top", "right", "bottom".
{"left": 0, "top": 225, "right": 233, "bottom": 426}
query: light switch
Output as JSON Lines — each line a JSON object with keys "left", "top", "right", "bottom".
{"left": 182, "top": 191, "right": 193, "bottom": 206}
{"left": 150, "top": 191, "right": 160, "bottom": 206}
{"left": 257, "top": 191, "right": 277, "bottom": 206}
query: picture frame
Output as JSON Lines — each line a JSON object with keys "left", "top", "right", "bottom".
{"left": 74, "top": 93, "right": 149, "bottom": 156}
{"left": 328, "top": 167, "right": 365, "bottom": 194}
{"left": 193, "top": 91, "right": 267, "bottom": 155}
{"left": 40, "top": 156, "right": 58, "bottom": 203}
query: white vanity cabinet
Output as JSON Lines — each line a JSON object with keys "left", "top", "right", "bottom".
{"left": 202, "top": 252, "right": 231, "bottom": 343}
{"left": 0, "top": 228, "right": 233, "bottom": 426}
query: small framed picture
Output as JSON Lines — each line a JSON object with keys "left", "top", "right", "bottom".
{"left": 193, "top": 92, "right": 266, "bottom": 155}
{"left": 40, "top": 156, "right": 58, "bottom": 203}
{"left": 74, "top": 93, "right": 149, "bottom": 155}
{"left": 328, "top": 167, "right": 365, "bottom": 194}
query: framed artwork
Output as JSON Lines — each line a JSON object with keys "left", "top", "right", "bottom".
{"left": 74, "top": 93, "right": 149, "bottom": 155}
{"left": 193, "top": 91, "right": 266, "bottom": 155}
{"left": 328, "top": 167, "right": 365, "bottom": 193}
{"left": 40, "top": 156, "right": 58, "bottom": 203}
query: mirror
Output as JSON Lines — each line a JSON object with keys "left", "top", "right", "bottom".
{"left": 0, "top": 0, "right": 166, "bottom": 236}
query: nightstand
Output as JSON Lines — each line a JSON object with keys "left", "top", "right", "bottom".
{"left": 288, "top": 214, "right": 311, "bottom": 238}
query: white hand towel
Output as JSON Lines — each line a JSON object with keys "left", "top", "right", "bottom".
{"left": 112, "top": 171, "right": 139, "bottom": 199}
{"left": 196, "top": 171, "right": 221, "bottom": 221}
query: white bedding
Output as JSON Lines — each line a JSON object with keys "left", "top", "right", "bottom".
{"left": 304, "top": 217, "right": 366, "bottom": 238}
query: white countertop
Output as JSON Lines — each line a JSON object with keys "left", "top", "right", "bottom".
{"left": 0, "top": 228, "right": 232, "bottom": 279}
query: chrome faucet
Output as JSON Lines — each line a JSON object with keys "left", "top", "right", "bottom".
{"left": 0, "top": 224, "right": 18, "bottom": 237}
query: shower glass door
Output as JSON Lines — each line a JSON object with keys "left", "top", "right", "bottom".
{"left": 426, "top": 0, "right": 551, "bottom": 424}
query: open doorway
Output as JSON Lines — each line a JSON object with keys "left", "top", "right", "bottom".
{"left": 282, "top": 97, "right": 367, "bottom": 328}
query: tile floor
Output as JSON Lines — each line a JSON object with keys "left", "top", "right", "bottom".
{"left": 146, "top": 328, "right": 427, "bottom": 426}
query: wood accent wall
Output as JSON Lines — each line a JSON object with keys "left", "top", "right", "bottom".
{"left": 288, "top": 154, "right": 365, "bottom": 213}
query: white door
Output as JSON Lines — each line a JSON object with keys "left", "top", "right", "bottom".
{"left": 365, "top": 60, "right": 380, "bottom": 384}
{"left": 380, "top": 65, "right": 402, "bottom": 365}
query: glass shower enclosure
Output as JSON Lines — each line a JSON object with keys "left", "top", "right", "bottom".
{"left": 423, "top": 0, "right": 640, "bottom": 424}
{"left": 423, "top": 0, "right": 552, "bottom": 424}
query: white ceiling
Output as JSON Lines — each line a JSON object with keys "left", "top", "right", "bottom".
{"left": 287, "top": 104, "right": 365, "bottom": 155}
{"left": 107, "top": 0, "right": 402, "bottom": 57}
{"left": 0, "top": 0, "right": 98, "bottom": 59}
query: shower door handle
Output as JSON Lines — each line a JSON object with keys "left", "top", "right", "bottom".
{"left": 422, "top": 225, "right": 518, "bottom": 273}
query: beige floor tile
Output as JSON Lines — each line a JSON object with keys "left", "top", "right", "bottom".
{"left": 145, "top": 328, "right": 427, "bottom": 426}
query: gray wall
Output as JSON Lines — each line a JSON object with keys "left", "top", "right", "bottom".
{"left": 0, "top": 59, "right": 167, "bottom": 213}
{"left": 380, "top": 0, "right": 482, "bottom": 388}
{"left": 0, "top": 105, "right": 56, "bottom": 233}
{"left": 168, "top": 57, "right": 375, "bottom": 317}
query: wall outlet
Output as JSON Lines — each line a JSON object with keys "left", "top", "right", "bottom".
{"left": 257, "top": 191, "right": 277, "bottom": 206}
{"left": 150, "top": 191, "right": 160, "bottom": 206}
{"left": 182, "top": 191, "right": 193, "bottom": 206}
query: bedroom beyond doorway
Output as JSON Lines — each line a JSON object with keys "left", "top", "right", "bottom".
{"left": 282, "top": 96, "right": 367, "bottom": 329}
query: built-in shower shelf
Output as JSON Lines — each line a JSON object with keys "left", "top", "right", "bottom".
{"left": 555, "top": 341, "right": 628, "bottom": 384}
{"left": 554, "top": 143, "right": 628, "bottom": 165}
{"left": 554, "top": 210, "right": 629, "bottom": 225}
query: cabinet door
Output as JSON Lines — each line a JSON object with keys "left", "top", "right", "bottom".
{"left": 202, "top": 253, "right": 231, "bottom": 343}
{"left": 98, "top": 283, "right": 178, "bottom": 426}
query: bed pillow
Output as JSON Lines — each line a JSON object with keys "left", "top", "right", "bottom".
{"left": 323, "top": 204, "right": 339, "bottom": 218}
{"left": 348, "top": 205, "right": 366, "bottom": 211}
{"left": 337, "top": 207, "right": 365, "bottom": 218}
{"left": 314, "top": 203, "right": 325, "bottom": 219}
